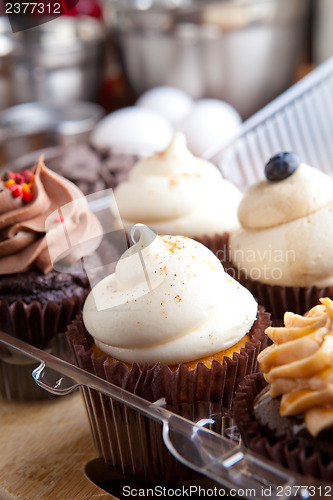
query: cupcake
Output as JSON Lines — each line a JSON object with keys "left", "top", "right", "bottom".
{"left": 112, "top": 133, "right": 242, "bottom": 254}
{"left": 0, "top": 157, "right": 102, "bottom": 400}
{"left": 66, "top": 223, "right": 270, "bottom": 482}
{"left": 228, "top": 152, "right": 333, "bottom": 320}
{"left": 233, "top": 298, "right": 333, "bottom": 481}
{"left": 11, "top": 144, "right": 140, "bottom": 197}
{"left": 46, "top": 145, "right": 109, "bottom": 195}
{"left": 45, "top": 144, "right": 139, "bottom": 195}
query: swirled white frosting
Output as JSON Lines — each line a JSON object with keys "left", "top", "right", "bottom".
{"left": 113, "top": 134, "right": 242, "bottom": 237}
{"left": 83, "top": 224, "right": 257, "bottom": 365}
{"left": 230, "top": 163, "right": 333, "bottom": 287}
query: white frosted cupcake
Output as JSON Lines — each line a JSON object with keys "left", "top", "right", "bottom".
{"left": 229, "top": 152, "right": 333, "bottom": 320}
{"left": 112, "top": 133, "right": 241, "bottom": 256}
{"left": 66, "top": 224, "right": 269, "bottom": 482}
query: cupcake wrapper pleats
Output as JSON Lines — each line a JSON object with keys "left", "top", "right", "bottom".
{"left": 206, "top": 232, "right": 333, "bottom": 321}
{"left": 68, "top": 307, "right": 269, "bottom": 407}
{"left": 0, "top": 292, "right": 87, "bottom": 401}
{"left": 234, "top": 279, "right": 333, "bottom": 320}
{"left": 233, "top": 373, "right": 333, "bottom": 481}
{"left": 66, "top": 306, "right": 270, "bottom": 482}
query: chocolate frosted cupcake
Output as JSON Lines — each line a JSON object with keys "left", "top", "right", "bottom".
{"left": 10, "top": 144, "right": 140, "bottom": 197}
{"left": 229, "top": 153, "right": 333, "bottom": 321}
{"left": 67, "top": 224, "right": 269, "bottom": 482}
{"left": 0, "top": 157, "right": 102, "bottom": 400}
{"left": 46, "top": 144, "right": 139, "bottom": 195}
{"left": 111, "top": 133, "right": 242, "bottom": 255}
{"left": 233, "top": 298, "right": 333, "bottom": 481}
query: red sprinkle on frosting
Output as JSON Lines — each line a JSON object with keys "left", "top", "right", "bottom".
{"left": 1, "top": 169, "right": 35, "bottom": 203}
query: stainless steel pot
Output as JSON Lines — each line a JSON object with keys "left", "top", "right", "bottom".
{"left": 104, "top": 0, "right": 310, "bottom": 118}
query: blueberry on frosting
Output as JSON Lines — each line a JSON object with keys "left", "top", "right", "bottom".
{"left": 264, "top": 152, "right": 300, "bottom": 182}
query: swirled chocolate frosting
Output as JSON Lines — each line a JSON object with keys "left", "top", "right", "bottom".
{"left": 0, "top": 157, "right": 100, "bottom": 275}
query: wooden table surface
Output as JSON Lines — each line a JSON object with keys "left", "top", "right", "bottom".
{"left": 0, "top": 391, "right": 117, "bottom": 500}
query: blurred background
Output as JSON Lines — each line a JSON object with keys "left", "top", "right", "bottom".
{"left": 0, "top": 0, "right": 331, "bottom": 169}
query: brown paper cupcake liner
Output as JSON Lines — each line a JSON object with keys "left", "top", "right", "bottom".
{"left": 193, "top": 232, "right": 230, "bottom": 266}
{"left": 233, "top": 278, "right": 333, "bottom": 321}
{"left": 211, "top": 232, "right": 333, "bottom": 321}
{"left": 233, "top": 373, "right": 333, "bottom": 481}
{"left": 68, "top": 306, "right": 269, "bottom": 408}
{"left": 82, "top": 389, "right": 234, "bottom": 483}
{"left": 0, "top": 293, "right": 86, "bottom": 349}
{"left": 66, "top": 306, "right": 269, "bottom": 481}
{"left": 0, "top": 291, "right": 87, "bottom": 401}
{"left": 0, "top": 349, "right": 55, "bottom": 401}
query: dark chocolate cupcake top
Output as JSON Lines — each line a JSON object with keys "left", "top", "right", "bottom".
{"left": 46, "top": 144, "right": 139, "bottom": 195}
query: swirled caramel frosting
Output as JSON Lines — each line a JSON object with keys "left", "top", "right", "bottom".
{"left": 258, "top": 298, "right": 333, "bottom": 436}
{"left": 0, "top": 157, "right": 100, "bottom": 275}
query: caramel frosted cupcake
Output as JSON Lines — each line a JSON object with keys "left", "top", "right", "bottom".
{"left": 233, "top": 298, "right": 333, "bottom": 481}
{"left": 111, "top": 133, "right": 242, "bottom": 254}
{"left": 0, "top": 157, "right": 102, "bottom": 400}
{"left": 66, "top": 224, "right": 269, "bottom": 482}
{"left": 228, "top": 152, "right": 333, "bottom": 320}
